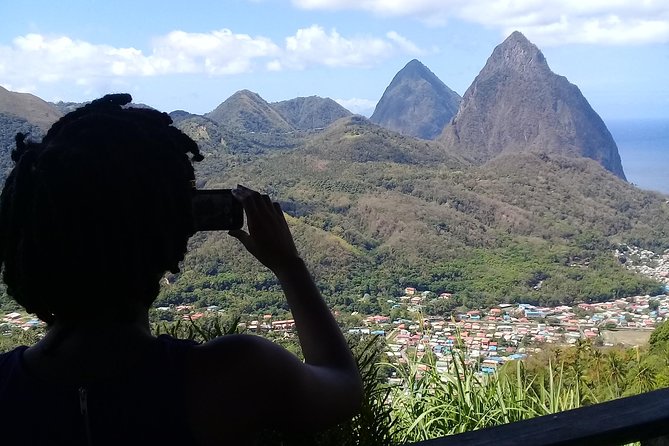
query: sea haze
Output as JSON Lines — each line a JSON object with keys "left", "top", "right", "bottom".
{"left": 607, "top": 119, "right": 669, "bottom": 195}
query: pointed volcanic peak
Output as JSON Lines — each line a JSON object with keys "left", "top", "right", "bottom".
{"left": 205, "top": 89, "right": 294, "bottom": 133}
{"left": 300, "top": 115, "right": 467, "bottom": 167}
{"left": 271, "top": 96, "right": 352, "bottom": 131}
{"left": 440, "top": 31, "right": 626, "bottom": 180}
{"left": 370, "top": 59, "right": 461, "bottom": 140}
{"left": 0, "top": 86, "right": 62, "bottom": 132}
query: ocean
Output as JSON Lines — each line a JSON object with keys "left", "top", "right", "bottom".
{"left": 607, "top": 118, "right": 669, "bottom": 195}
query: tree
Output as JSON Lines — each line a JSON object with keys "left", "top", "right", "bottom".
{"left": 649, "top": 320, "right": 669, "bottom": 348}
{"left": 424, "top": 298, "right": 458, "bottom": 317}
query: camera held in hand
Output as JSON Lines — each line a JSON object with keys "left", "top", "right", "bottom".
{"left": 192, "top": 189, "right": 244, "bottom": 231}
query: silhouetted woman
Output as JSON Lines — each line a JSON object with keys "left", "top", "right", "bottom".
{"left": 0, "top": 94, "right": 362, "bottom": 445}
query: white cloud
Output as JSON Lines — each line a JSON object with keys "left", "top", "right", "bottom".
{"left": 291, "top": 0, "right": 669, "bottom": 45}
{"left": 151, "top": 29, "right": 281, "bottom": 75}
{"left": 335, "top": 97, "right": 377, "bottom": 116}
{"left": 515, "top": 16, "right": 669, "bottom": 46}
{"left": 0, "top": 28, "right": 422, "bottom": 90}
{"left": 385, "top": 31, "right": 424, "bottom": 54}
{"left": 266, "top": 59, "right": 283, "bottom": 71}
{"left": 293, "top": 0, "right": 444, "bottom": 16}
{"left": 282, "top": 25, "right": 398, "bottom": 69}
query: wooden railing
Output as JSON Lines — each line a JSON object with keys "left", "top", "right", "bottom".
{"left": 408, "top": 387, "right": 669, "bottom": 446}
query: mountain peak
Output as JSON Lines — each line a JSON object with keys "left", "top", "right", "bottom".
{"left": 488, "top": 30, "right": 548, "bottom": 75}
{"left": 271, "top": 96, "right": 351, "bottom": 131}
{"left": 234, "top": 89, "right": 260, "bottom": 99}
{"left": 0, "top": 85, "right": 62, "bottom": 131}
{"left": 403, "top": 59, "right": 429, "bottom": 74}
{"left": 205, "top": 90, "right": 293, "bottom": 133}
{"left": 370, "top": 60, "right": 461, "bottom": 140}
{"left": 440, "top": 32, "right": 626, "bottom": 180}
{"left": 506, "top": 30, "right": 531, "bottom": 44}
{"left": 397, "top": 59, "right": 440, "bottom": 83}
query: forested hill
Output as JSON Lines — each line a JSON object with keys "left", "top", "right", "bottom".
{"left": 180, "top": 140, "right": 667, "bottom": 315}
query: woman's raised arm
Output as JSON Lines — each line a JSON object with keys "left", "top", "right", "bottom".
{"left": 187, "top": 186, "right": 362, "bottom": 443}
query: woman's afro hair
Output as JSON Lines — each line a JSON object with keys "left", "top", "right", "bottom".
{"left": 0, "top": 94, "right": 203, "bottom": 323}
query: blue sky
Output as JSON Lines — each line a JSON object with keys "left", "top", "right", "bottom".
{"left": 1, "top": 0, "right": 668, "bottom": 120}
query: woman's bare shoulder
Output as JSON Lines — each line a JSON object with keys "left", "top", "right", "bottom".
{"left": 187, "top": 334, "right": 302, "bottom": 389}
{"left": 192, "top": 333, "right": 289, "bottom": 361}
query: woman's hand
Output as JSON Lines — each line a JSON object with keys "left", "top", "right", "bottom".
{"left": 228, "top": 185, "right": 300, "bottom": 273}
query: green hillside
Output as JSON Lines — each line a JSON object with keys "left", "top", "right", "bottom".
{"left": 151, "top": 124, "right": 668, "bottom": 316}
{"left": 0, "top": 90, "right": 666, "bottom": 317}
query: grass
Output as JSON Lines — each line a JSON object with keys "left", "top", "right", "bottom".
{"left": 385, "top": 352, "right": 583, "bottom": 443}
